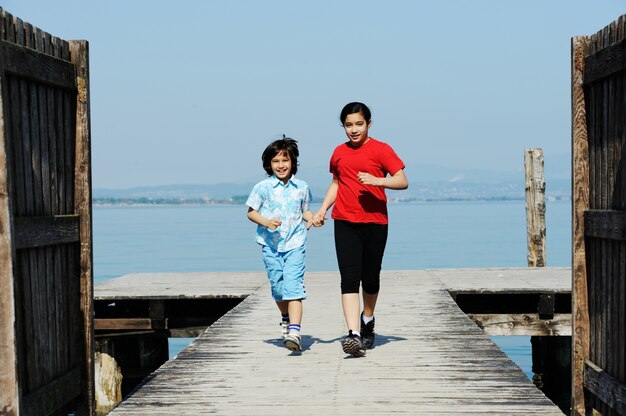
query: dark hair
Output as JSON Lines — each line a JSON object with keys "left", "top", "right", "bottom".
{"left": 261, "top": 135, "right": 299, "bottom": 176}
{"left": 340, "top": 102, "right": 371, "bottom": 125}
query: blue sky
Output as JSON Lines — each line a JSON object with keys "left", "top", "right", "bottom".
{"left": 5, "top": 1, "right": 625, "bottom": 189}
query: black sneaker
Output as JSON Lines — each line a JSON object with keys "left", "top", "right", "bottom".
{"left": 360, "top": 313, "right": 375, "bottom": 349}
{"left": 341, "top": 330, "right": 365, "bottom": 357}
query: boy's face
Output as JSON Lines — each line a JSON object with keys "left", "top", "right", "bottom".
{"left": 271, "top": 151, "right": 292, "bottom": 183}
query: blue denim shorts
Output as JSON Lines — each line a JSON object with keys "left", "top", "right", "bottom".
{"left": 261, "top": 244, "right": 307, "bottom": 301}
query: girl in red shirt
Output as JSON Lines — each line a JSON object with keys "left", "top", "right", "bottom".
{"left": 313, "top": 102, "right": 408, "bottom": 357}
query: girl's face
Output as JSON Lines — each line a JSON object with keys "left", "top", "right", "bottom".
{"left": 343, "top": 112, "right": 370, "bottom": 147}
{"left": 271, "top": 151, "right": 292, "bottom": 183}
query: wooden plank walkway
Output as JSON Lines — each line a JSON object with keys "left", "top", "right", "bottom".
{"left": 95, "top": 271, "right": 266, "bottom": 300}
{"left": 431, "top": 267, "right": 570, "bottom": 293}
{"left": 103, "top": 268, "right": 568, "bottom": 415}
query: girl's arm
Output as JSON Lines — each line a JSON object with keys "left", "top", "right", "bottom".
{"left": 357, "top": 169, "right": 409, "bottom": 190}
{"left": 313, "top": 179, "right": 338, "bottom": 225}
{"left": 247, "top": 207, "right": 282, "bottom": 230}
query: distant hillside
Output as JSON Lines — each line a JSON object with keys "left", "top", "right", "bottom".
{"left": 93, "top": 182, "right": 257, "bottom": 200}
{"left": 387, "top": 178, "right": 570, "bottom": 202}
{"left": 93, "top": 165, "right": 570, "bottom": 204}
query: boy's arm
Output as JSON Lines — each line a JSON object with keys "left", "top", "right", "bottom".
{"left": 302, "top": 210, "right": 318, "bottom": 230}
{"left": 247, "top": 207, "right": 282, "bottom": 230}
{"left": 302, "top": 210, "right": 314, "bottom": 222}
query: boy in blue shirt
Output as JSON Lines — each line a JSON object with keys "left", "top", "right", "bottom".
{"left": 246, "top": 137, "right": 316, "bottom": 352}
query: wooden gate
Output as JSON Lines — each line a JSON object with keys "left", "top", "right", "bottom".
{"left": 0, "top": 8, "right": 94, "bottom": 415}
{"left": 572, "top": 15, "right": 626, "bottom": 416}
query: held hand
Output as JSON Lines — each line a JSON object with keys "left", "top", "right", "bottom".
{"left": 312, "top": 215, "right": 328, "bottom": 227}
{"left": 357, "top": 172, "right": 382, "bottom": 186}
{"left": 267, "top": 218, "right": 282, "bottom": 230}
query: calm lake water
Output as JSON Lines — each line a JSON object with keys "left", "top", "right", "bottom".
{"left": 93, "top": 200, "right": 571, "bottom": 378}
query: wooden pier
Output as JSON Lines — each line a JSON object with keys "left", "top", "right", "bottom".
{"left": 97, "top": 268, "right": 569, "bottom": 415}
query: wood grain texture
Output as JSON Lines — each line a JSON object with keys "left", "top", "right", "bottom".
{"left": 0, "top": 9, "right": 19, "bottom": 413}
{"left": 0, "top": 7, "right": 94, "bottom": 414}
{"left": 70, "top": 39, "right": 95, "bottom": 415}
{"left": 571, "top": 34, "right": 591, "bottom": 416}
{"left": 575, "top": 14, "right": 626, "bottom": 416}
{"left": 1, "top": 40, "right": 76, "bottom": 90}
{"left": 584, "top": 360, "right": 626, "bottom": 415}
{"left": 584, "top": 36, "right": 626, "bottom": 85}
{"left": 585, "top": 209, "right": 626, "bottom": 240}
{"left": 95, "top": 271, "right": 267, "bottom": 300}
{"left": 94, "top": 319, "right": 154, "bottom": 331}
{"left": 524, "top": 148, "right": 546, "bottom": 267}
{"left": 468, "top": 313, "right": 571, "bottom": 336}
{"left": 13, "top": 214, "right": 79, "bottom": 248}
{"left": 101, "top": 269, "right": 565, "bottom": 415}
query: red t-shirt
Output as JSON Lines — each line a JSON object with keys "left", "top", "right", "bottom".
{"left": 329, "top": 137, "right": 405, "bottom": 224}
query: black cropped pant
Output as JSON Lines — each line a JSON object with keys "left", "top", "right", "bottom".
{"left": 334, "top": 220, "right": 388, "bottom": 294}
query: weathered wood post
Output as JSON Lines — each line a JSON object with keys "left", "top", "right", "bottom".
{"left": 525, "top": 147, "right": 548, "bottom": 394}
{"left": 525, "top": 149, "right": 572, "bottom": 413}
{"left": 525, "top": 148, "right": 546, "bottom": 267}
{"left": 0, "top": 50, "right": 19, "bottom": 414}
{"left": 571, "top": 35, "right": 590, "bottom": 416}
{"left": 94, "top": 351, "right": 122, "bottom": 415}
{"left": 70, "top": 39, "right": 96, "bottom": 415}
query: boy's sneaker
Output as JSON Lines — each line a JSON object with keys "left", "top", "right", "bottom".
{"left": 280, "top": 320, "right": 290, "bottom": 339}
{"left": 283, "top": 331, "right": 302, "bottom": 352}
{"left": 341, "top": 330, "right": 365, "bottom": 357}
{"left": 361, "top": 313, "right": 375, "bottom": 349}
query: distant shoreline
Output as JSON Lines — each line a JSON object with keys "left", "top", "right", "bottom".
{"left": 93, "top": 195, "right": 570, "bottom": 207}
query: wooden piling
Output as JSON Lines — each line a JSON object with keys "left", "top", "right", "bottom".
{"left": 525, "top": 148, "right": 546, "bottom": 268}
{"left": 94, "top": 352, "right": 122, "bottom": 415}
{"left": 525, "top": 148, "right": 572, "bottom": 412}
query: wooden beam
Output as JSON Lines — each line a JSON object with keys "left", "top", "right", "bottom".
{"left": 584, "top": 209, "right": 626, "bottom": 240}
{"left": 584, "top": 360, "right": 626, "bottom": 415}
{"left": 571, "top": 34, "right": 591, "bottom": 416}
{"left": 451, "top": 291, "right": 571, "bottom": 315}
{"left": 70, "top": 39, "right": 95, "bottom": 416}
{"left": 0, "top": 35, "right": 19, "bottom": 416}
{"left": 94, "top": 318, "right": 154, "bottom": 331}
{"left": 467, "top": 313, "right": 571, "bottom": 336}
{"left": 94, "top": 330, "right": 157, "bottom": 338}
{"left": 584, "top": 36, "right": 626, "bottom": 85}
{"left": 13, "top": 215, "right": 79, "bottom": 249}
{"left": 1, "top": 40, "right": 76, "bottom": 90}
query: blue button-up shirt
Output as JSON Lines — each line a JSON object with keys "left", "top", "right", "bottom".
{"left": 246, "top": 175, "right": 312, "bottom": 252}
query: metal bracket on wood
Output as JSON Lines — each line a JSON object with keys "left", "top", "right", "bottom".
{"left": 538, "top": 293, "right": 555, "bottom": 319}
